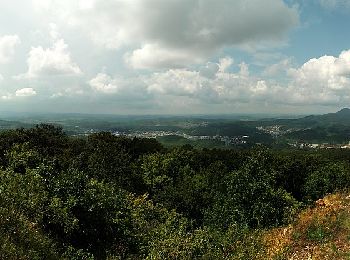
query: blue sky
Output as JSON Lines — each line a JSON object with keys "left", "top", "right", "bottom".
{"left": 288, "top": 1, "right": 350, "bottom": 62}
{"left": 0, "top": 0, "right": 350, "bottom": 115}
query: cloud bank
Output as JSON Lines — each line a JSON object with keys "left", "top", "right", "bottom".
{"left": 33, "top": 0, "right": 299, "bottom": 69}
{"left": 89, "top": 49, "right": 350, "bottom": 109}
{"left": 0, "top": 35, "right": 20, "bottom": 64}
{"left": 1, "top": 0, "right": 349, "bottom": 114}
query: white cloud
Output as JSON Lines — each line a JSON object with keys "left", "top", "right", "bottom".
{"left": 49, "top": 23, "right": 60, "bottom": 41}
{"left": 239, "top": 62, "right": 250, "bottom": 77}
{"left": 20, "top": 39, "right": 81, "bottom": 78}
{"left": 147, "top": 62, "right": 258, "bottom": 103}
{"left": 15, "top": 88, "right": 37, "bottom": 97}
{"left": 145, "top": 49, "right": 350, "bottom": 107}
{"left": 218, "top": 57, "right": 234, "bottom": 73}
{"left": 283, "top": 50, "right": 350, "bottom": 105}
{"left": 62, "top": 87, "right": 84, "bottom": 96}
{"left": 18, "top": 49, "right": 349, "bottom": 111}
{"left": 50, "top": 92, "right": 64, "bottom": 99}
{"left": 89, "top": 73, "right": 120, "bottom": 93}
{"left": 148, "top": 69, "right": 203, "bottom": 96}
{"left": 263, "top": 58, "right": 293, "bottom": 76}
{"left": 1, "top": 94, "right": 12, "bottom": 100}
{"left": 125, "top": 44, "right": 205, "bottom": 69}
{"left": 0, "top": 35, "right": 20, "bottom": 64}
{"left": 34, "top": 0, "right": 299, "bottom": 69}
{"left": 89, "top": 72, "right": 151, "bottom": 100}
{"left": 92, "top": 58, "right": 287, "bottom": 106}
{"left": 200, "top": 62, "right": 220, "bottom": 79}
{"left": 289, "top": 50, "right": 350, "bottom": 91}
{"left": 5, "top": 0, "right": 350, "bottom": 113}
{"left": 0, "top": 74, "right": 4, "bottom": 81}
{"left": 145, "top": 66, "right": 271, "bottom": 104}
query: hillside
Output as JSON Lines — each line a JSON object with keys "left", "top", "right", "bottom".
{"left": 271, "top": 108, "right": 350, "bottom": 128}
{"left": 263, "top": 192, "right": 350, "bottom": 259}
{"left": 256, "top": 108, "right": 350, "bottom": 143}
{"left": 303, "top": 108, "right": 350, "bottom": 126}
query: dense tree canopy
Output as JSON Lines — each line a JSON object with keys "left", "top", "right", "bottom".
{"left": 0, "top": 124, "right": 350, "bottom": 259}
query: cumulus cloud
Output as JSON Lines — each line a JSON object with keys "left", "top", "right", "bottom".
{"left": 34, "top": 0, "right": 299, "bottom": 69}
{"left": 145, "top": 66, "right": 272, "bottom": 105}
{"left": 218, "top": 57, "right": 234, "bottom": 73}
{"left": 148, "top": 69, "right": 203, "bottom": 96}
{"left": 5, "top": 1, "right": 350, "bottom": 113}
{"left": 199, "top": 62, "right": 220, "bottom": 79}
{"left": 89, "top": 73, "right": 120, "bottom": 94}
{"left": 263, "top": 58, "right": 293, "bottom": 76}
{"left": 125, "top": 44, "right": 205, "bottom": 69}
{"left": 289, "top": 50, "right": 350, "bottom": 91}
{"left": 89, "top": 72, "right": 151, "bottom": 100}
{"left": 15, "top": 88, "right": 37, "bottom": 97}
{"left": 147, "top": 62, "right": 262, "bottom": 103}
{"left": 24, "top": 48, "right": 349, "bottom": 111}
{"left": 19, "top": 39, "right": 81, "bottom": 78}
{"left": 284, "top": 50, "right": 350, "bottom": 105}
{"left": 144, "top": 49, "right": 350, "bottom": 107}
{"left": 0, "top": 35, "right": 20, "bottom": 64}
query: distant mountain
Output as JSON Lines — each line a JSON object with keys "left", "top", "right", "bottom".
{"left": 336, "top": 107, "right": 350, "bottom": 114}
{"left": 266, "top": 108, "right": 350, "bottom": 128}
{"left": 303, "top": 108, "right": 350, "bottom": 124}
{"left": 269, "top": 108, "right": 350, "bottom": 143}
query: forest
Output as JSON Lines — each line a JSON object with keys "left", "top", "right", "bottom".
{"left": 1, "top": 124, "right": 350, "bottom": 259}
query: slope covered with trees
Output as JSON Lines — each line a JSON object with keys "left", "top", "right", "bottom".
{"left": 0, "top": 124, "right": 350, "bottom": 259}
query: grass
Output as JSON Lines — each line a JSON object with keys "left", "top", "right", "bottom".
{"left": 262, "top": 193, "right": 350, "bottom": 259}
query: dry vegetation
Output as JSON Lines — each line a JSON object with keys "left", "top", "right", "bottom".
{"left": 263, "top": 193, "right": 350, "bottom": 259}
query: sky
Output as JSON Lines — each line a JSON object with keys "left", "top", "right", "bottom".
{"left": 0, "top": 0, "right": 350, "bottom": 115}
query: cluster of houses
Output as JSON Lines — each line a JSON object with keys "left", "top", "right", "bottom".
{"left": 290, "top": 142, "right": 350, "bottom": 149}
{"left": 111, "top": 130, "right": 250, "bottom": 146}
{"left": 256, "top": 125, "right": 302, "bottom": 138}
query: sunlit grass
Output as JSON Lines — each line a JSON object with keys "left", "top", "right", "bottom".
{"left": 262, "top": 192, "right": 350, "bottom": 259}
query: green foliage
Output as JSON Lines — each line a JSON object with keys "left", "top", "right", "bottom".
{"left": 44, "top": 170, "right": 134, "bottom": 258}
{"left": 145, "top": 224, "right": 264, "bottom": 260}
{"left": 86, "top": 133, "right": 132, "bottom": 182}
{"left": 0, "top": 207, "right": 60, "bottom": 260}
{"left": 306, "top": 224, "right": 332, "bottom": 243}
{"left": 140, "top": 148, "right": 216, "bottom": 224}
{"left": 0, "top": 169, "right": 59, "bottom": 259}
{"left": 129, "top": 194, "right": 192, "bottom": 258}
{"left": 274, "top": 154, "right": 322, "bottom": 200}
{"left": 303, "top": 162, "right": 350, "bottom": 201}
{"left": 0, "top": 169, "right": 48, "bottom": 222}
{"left": 1, "top": 125, "right": 350, "bottom": 259}
{"left": 6, "top": 142, "right": 41, "bottom": 173}
{"left": 206, "top": 150, "right": 300, "bottom": 229}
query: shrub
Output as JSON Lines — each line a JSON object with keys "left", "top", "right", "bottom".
{"left": 303, "top": 163, "right": 350, "bottom": 201}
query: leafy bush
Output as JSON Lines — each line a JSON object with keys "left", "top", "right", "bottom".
{"left": 206, "top": 150, "right": 300, "bottom": 229}
{"left": 303, "top": 162, "right": 350, "bottom": 201}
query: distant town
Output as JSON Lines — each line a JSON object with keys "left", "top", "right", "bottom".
{"left": 289, "top": 142, "right": 350, "bottom": 149}
{"left": 79, "top": 129, "right": 249, "bottom": 146}
{"left": 118, "top": 130, "right": 249, "bottom": 146}
{"left": 256, "top": 125, "right": 303, "bottom": 137}
{"left": 76, "top": 126, "right": 350, "bottom": 149}
{"left": 257, "top": 125, "right": 350, "bottom": 149}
